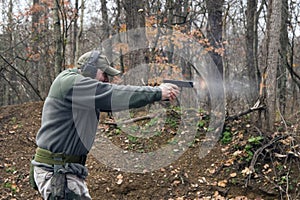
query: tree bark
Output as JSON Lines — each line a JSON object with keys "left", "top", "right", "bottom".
{"left": 101, "top": 0, "right": 113, "bottom": 61}
{"left": 264, "top": 0, "right": 283, "bottom": 130}
{"left": 32, "top": 0, "right": 43, "bottom": 98}
{"left": 205, "top": 0, "right": 224, "bottom": 77}
{"left": 246, "top": 0, "right": 259, "bottom": 104}
{"left": 75, "top": 0, "right": 84, "bottom": 63}
{"left": 7, "top": 0, "right": 14, "bottom": 104}
{"left": 72, "top": 0, "right": 79, "bottom": 65}
{"left": 53, "top": 0, "right": 63, "bottom": 75}
{"left": 278, "top": 0, "right": 289, "bottom": 116}
{"left": 123, "top": 0, "right": 148, "bottom": 85}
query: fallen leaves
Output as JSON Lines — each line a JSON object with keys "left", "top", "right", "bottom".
{"left": 241, "top": 167, "right": 253, "bottom": 176}
{"left": 1, "top": 101, "right": 299, "bottom": 200}
{"left": 198, "top": 177, "right": 207, "bottom": 184}
{"left": 224, "top": 158, "right": 235, "bottom": 167}
{"left": 230, "top": 172, "right": 237, "bottom": 178}
{"left": 172, "top": 180, "right": 181, "bottom": 187}
{"left": 280, "top": 136, "right": 294, "bottom": 145}
{"left": 199, "top": 191, "right": 250, "bottom": 200}
{"left": 217, "top": 179, "right": 228, "bottom": 187}
{"left": 116, "top": 174, "right": 123, "bottom": 185}
{"left": 206, "top": 167, "right": 216, "bottom": 174}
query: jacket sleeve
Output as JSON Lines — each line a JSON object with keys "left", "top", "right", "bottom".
{"left": 107, "top": 84, "right": 162, "bottom": 112}
{"left": 70, "top": 76, "right": 162, "bottom": 112}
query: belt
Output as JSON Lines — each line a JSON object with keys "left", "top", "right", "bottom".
{"left": 34, "top": 147, "right": 87, "bottom": 165}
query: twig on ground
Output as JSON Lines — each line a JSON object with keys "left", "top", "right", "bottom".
{"left": 245, "top": 135, "right": 287, "bottom": 187}
{"left": 102, "top": 113, "right": 159, "bottom": 126}
{"left": 226, "top": 99, "right": 265, "bottom": 121}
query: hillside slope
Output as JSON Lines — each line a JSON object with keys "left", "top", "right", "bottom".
{"left": 0, "top": 102, "right": 299, "bottom": 200}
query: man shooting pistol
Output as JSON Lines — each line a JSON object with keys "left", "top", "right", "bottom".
{"left": 30, "top": 50, "right": 180, "bottom": 200}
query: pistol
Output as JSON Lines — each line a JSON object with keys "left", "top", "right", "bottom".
{"left": 163, "top": 79, "right": 194, "bottom": 88}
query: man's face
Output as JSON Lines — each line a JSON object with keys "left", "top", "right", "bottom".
{"left": 96, "top": 69, "right": 109, "bottom": 82}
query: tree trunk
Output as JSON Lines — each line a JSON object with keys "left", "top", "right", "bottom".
{"left": 278, "top": 0, "right": 288, "bottom": 116}
{"left": 32, "top": 0, "right": 44, "bottom": 98}
{"left": 41, "top": 2, "right": 53, "bottom": 97}
{"left": 53, "top": 0, "right": 63, "bottom": 75}
{"left": 123, "top": 0, "right": 148, "bottom": 85}
{"left": 6, "top": 0, "right": 14, "bottom": 104}
{"left": 72, "top": 0, "right": 79, "bottom": 65}
{"left": 245, "top": 0, "right": 259, "bottom": 104}
{"left": 166, "top": 0, "right": 174, "bottom": 64}
{"left": 179, "top": 0, "right": 192, "bottom": 80}
{"left": 101, "top": 0, "right": 113, "bottom": 61}
{"left": 101, "top": 0, "right": 109, "bottom": 39}
{"left": 75, "top": 0, "right": 84, "bottom": 63}
{"left": 264, "top": 0, "right": 283, "bottom": 130}
{"left": 205, "top": 0, "right": 224, "bottom": 77}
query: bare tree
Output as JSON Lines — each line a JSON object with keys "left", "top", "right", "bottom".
{"left": 75, "top": 0, "right": 84, "bottom": 62}
{"left": 123, "top": 0, "right": 149, "bottom": 85}
{"left": 245, "top": 0, "right": 259, "bottom": 104}
{"left": 287, "top": 0, "right": 300, "bottom": 114}
{"left": 71, "top": 0, "right": 79, "bottom": 64}
{"left": 263, "top": 0, "right": 284, "bottom": 130}
{"left": 0, "top": 0, "right": 298, "bottom": 124}
{"left": 53, "top": 0, "right": 63, "bottom": 75}
{"left": 101, "top": 0, "right": 113, "bottom": 61}
{"left": 277, "top": 0, "right": 289, "bottom": 116}
{"left": 205, "top": 0, "right": 224, "bottom": 77}
{"left": 6, "top": 0, "right": 16, "bottom": 104}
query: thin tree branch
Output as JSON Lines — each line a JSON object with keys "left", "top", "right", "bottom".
{"left": 0, "top": 54, "right": 43, "bottom": 100}
{"left": 279, "top": 50, "right": 300, "bottom": 87}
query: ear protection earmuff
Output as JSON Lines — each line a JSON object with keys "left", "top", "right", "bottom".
{"left": 81, "top": 51, "right": 100, "bottom": 78}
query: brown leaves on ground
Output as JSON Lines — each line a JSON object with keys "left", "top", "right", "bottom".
{"left": 0, "top": 102, "right": 299, "bottom": 200}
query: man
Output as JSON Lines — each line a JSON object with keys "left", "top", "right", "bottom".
{"left": 30, "top": 50, "right": 179, "bottom": 199}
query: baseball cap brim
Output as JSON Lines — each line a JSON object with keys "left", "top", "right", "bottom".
{"left": 97, "top": 55, "right": 121, "bottom": 76}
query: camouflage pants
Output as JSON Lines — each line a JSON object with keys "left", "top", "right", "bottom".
{"left": 34, "top": 166, "right": 92, "bottom": 200}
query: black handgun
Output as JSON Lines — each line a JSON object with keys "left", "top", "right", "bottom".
{"left": 163, "top": 79, "right": 194, "bottom": 88}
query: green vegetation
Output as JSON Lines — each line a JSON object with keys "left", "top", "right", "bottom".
{"left": 221, "top": 130, "right": 232, "bottom": 144}
{"left": 244, "top": 136, "right": 264, "bottom": 162}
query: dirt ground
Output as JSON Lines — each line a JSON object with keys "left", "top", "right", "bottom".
{"left": 0, "top": 101, "right": 299, "bottom": 200}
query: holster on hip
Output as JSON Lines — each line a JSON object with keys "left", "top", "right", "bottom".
{"left": 50, "top": 165, "right": 67, "bottom": 199}
{"left": 49, "top": 165, "right": 81, "bottom": 200}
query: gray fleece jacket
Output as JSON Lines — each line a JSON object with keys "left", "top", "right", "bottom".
{"left": 33, "top": 68, "right": 162, "bottom": 178}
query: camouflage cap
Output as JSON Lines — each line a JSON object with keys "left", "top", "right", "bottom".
{"left": 77, "top": 50, "right": 121, "bottom": 77}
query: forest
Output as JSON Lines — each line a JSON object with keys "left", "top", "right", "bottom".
{"left": 0, "top": 0, "right": 300, "bottom": 199}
